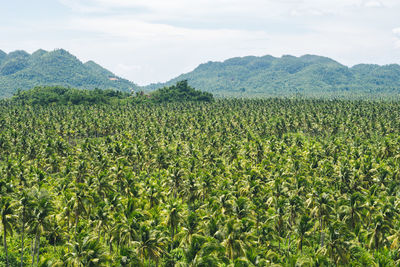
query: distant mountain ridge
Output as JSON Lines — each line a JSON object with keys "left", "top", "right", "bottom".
{"left": 144, "top": 55, "right": 400, "bottom": 97}
{"left": 0, "top": 49, "right": 137, "bottom": 98}
{"left": 2, "top": 50, "right": 400, "bottom": 99}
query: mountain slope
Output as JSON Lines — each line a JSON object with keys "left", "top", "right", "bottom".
{"left": 0, "top": 49, "right": 7, "bottom": 65}
{"left": 84, "top": 60, "right": 115, "bottom": 77}
{"left": 145, "top": 55, "right": 400, "bottom": 97}
{"left": 0, "top": 49, "right": 137, "bottom": 98}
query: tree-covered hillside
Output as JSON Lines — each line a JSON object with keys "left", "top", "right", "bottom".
{"left": 145, "top": 55, "right": 400, "bottom": 97}
{"left": 0, "top": 49, "right": 138, "bottom": 98}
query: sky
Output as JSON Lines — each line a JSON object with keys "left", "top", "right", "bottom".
{"left": 1, "top": 0, "right": 400, "bottom": 85}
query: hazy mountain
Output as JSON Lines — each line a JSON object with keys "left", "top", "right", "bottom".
{"left": 0, "top": 49, "right": 7, "bottom": 64}
{"left": 145, "top": 55, "right": 400, "bottom": 97}
{"left": 3, "top": 50, "right": 399, "bottom": 99}
{"left": 0, "top": 49, "right": 137, "bottom": 98}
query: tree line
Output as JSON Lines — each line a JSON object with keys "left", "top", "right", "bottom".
{"left": 9, "top": 81, "right": 213, "bottom": 106}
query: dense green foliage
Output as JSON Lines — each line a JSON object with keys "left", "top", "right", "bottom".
{"left": 8, "top": 83, "right": 213, "bottom": 106}
{"left": 0, "top": 49, "right": 137, "bottom": 98}
{"left": 1, "top": 99, "right": 400, "bottom": 266}
{"left": 145, "top": 55, "right": 400, "bottom": 98}
{"left": 12, "top": 86, "right": 131, "bottom": 105}
{"left": 150, "top": 80, "right": 214, "bottom": 102}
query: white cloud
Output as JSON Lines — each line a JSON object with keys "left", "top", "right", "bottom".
{"left": 68, "top": 16, "right": 270, "bottom": 42}
{"left": 362, "top": 0, "right": 384, "bottom": 8}
{"left": 58, "top": 0, "right": 108, "bottom": 13}
{"left": 59, "top": 0, "right": 365, "bottom": 21}
{"left": 393, "top": 28, "right": 400, "bottom": 49}
{"left": 24, "top": 0, "right": 395, "bottom": 83}
{"left": 393, "top": 28, "right": 400, "bottom": 36}
{"left": 62, "top": 14, "right": 272, "bottom": 84}
{"left": 290, "top": 7, "right": 329, "bottom": 16}
{"left": 117, "top": 64, "right": 142, "bottom": 72}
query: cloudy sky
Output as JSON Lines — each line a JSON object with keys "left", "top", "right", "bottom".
{"left": 1, "top": 0, "right": 400, "bottom": 85}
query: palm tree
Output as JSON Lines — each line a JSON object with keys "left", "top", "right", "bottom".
{"left": 339, "top": 192, "right": 365, "bottom": 229}
{"left": 18, "top": 190, "right": 32, "bottom": 267}
{"left": 116, "top": 214, "right": 138, "bottom": 250}
{"left": 1, "top": 196, "right": 16, "bottom": 267}
{"left": 60, "top": 189, "right": 75, "bottom": 248}
{"left": 71, "top": 182, "right": 90, "bottom": 237}
{"left": 184, "top": 234, "right": 208, "bottom": 265}
{"left": 273, "top": 196, "right": 287, "bottom": 251}
{"left": 65, "top": 234, "right": 110, "bottom": 266}
{"left": 30, "top": 188, "right": 54, "bottom": 265}
{"left": 176, "top": 211, "right": 204, "bottom": 247}
{"left": 184, "top": 234, "right": 224, "bottom": 266}
{"left": 118, "top": 199, "right": 150, "bottom": 250}
{"left": 169, "top": 166, "right": 185, "bottom": 198}
{"left": 367, "top": 213, "right": 392, "bottom": 250}
{"left": 166, "top": 200, "right": 182, "bottom": 251}
{"left": 92, "top": 170, "right": 114, "bottom": 199}
{"left": 219, "top": 219, "right": 251, "bottom": 261}
{"left": 308, "top": 191, "right": 334, "bottom": 247}
{"left": 388, "top": 226, "right": 400, "bottom": 250}
{"left": 324, "top": 222, "right": 351, "bottom": 265}
{"left": 92, "top": 201, "right": 111, "bottom": 241}
{"left": 133, "top": 225, "right": 166, "bottom": 266}
{"left": 296, "top": 215, "right": 313, "bottom": 252}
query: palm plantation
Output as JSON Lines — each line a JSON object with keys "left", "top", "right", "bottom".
{"left": 1, "top": 89, "right": 400, "bottom": 265}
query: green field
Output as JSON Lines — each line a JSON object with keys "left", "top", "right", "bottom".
{"left": 1, "top": 98, "right": 400, "bottom": 266}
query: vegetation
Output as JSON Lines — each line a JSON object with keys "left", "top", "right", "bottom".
{"left": 150, "top": 80, "right": 214, "bottom": 102}
{"left": 9, "top": 82, "right": 213, "bottom": 106}
{"left": 2, "top": 49, "right": 400, "bottom": 99}
{"left": 1, "top": 96, "right": 400, "bottom": 266}
{"left": 12, "top": 86, "right": 131, "bottom": 105}
{"left": 145, "top": 54, "right": 400, "bottom": 98}
{"left": 0, "top": 49, "right": 137, "bottom": 98}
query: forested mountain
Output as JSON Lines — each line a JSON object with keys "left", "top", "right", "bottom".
{"left": 2, "top": 50, "right": 400, "bottom": 99}
{"left": 0, "top": 49, "right": 137, "bottom": 98}
{"left": 145, "top": 55, "right": 400, "bottom": 97}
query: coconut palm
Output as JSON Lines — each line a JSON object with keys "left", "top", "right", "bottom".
{"left": 339, "top": 192, "right": 366, "bottom": 229}
{"left": 308, "top": 191, "right": 334, "bottom": 247}
{"left": 296, "top": 215, "right": 313, "bottom": 252}
{"left": 166, "top": 200, "right": 182, "bottom": 251}
{"left": 367, "top": 213, "right": 392, "bottom": 250}
{"left": 1, "top": 196, "right": 16, "bottom": 267}
{"left": 65, "top": 235, "right": 110, "bottom": 266}
{"left": 316, "top": 221, "right": 352, "bottom": 265}
{"left": 133, "top": 225, "right": 166, "bottom": 266}
{"left": 18, "top": 189, "right": 31, "bottom": 267}
{"left": 29, "top": 188, "right": 54, "bottom": 265}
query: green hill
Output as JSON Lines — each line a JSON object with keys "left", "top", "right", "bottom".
{"left": 145, "top": 55, "right": 400, "bottom": 97}
{"left": 0, "top": 49, "right": 7, "bottom": 64}
{"left": 0, "top": 49, "right": 138, "bottom": 98}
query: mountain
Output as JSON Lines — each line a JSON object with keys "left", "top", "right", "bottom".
{"left": 0, "top": 50, "right": 6, "bottom": 64}
{"left": 145, "top": 55, "right": 400, "bottom": 97}
{"left": 0, "top": 49, "right": 137, "bottom": 98}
